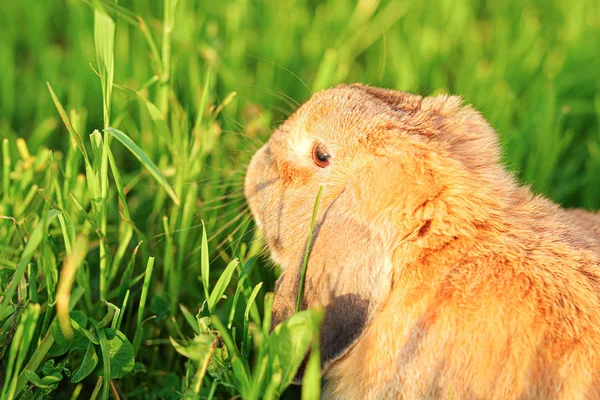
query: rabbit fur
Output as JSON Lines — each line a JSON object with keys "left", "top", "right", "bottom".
{"left": 244, "top": 84, "right": 600, "bottom": 399}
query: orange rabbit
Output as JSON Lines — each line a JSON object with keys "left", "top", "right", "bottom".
{"left": 244, "top": 84, "right": 600, "bottom": 399}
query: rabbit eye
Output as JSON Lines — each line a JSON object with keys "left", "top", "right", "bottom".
{"left": 312, "top": 144, "right": 330, "bottom": 168}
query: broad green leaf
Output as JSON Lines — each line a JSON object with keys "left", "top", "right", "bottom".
{"left": 23, "top": 370, "right": 63, "bottom": 392}
{"left": 72, "top": 342, "right": 99, "bottom": 383}
{"left": 72, "top": 319, "right": 100, "bottom": 345}
{"left": 47, "top": 342, "right": 69, "bottom": 358}
{"left": 301, "top": 310, "right": 324, "bottom": 400}
{"left": 51, "top": 311, "right": 89, "bottom": 352}
{"left": 98, "top": 302, "right": 118, "bottom": 328}
{"left": 270, "top": 310, "right": 320, "bottom": 391}
{"left": 208, "top": 258, "right": 239, "bottom": 311}
{"left": 105, "top": 127, "right": 180, "bottom": 205}
{"left": 104, "top": 328, "right": 135, "bottom": 379}
{"left": 169, "top": 334, "right": 214, "bottom": 362}
{"left": 170, "top": 333, "right": 229, "bottom": 381}
{"left": 42, "top": 359, "right": 70, "bottom": 378}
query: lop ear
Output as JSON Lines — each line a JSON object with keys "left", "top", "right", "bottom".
{"left": 271, "top": 190, "right": 393, "bottom": 383}
{"left": 351, "top": 83, "right": 503, "bottom": 178}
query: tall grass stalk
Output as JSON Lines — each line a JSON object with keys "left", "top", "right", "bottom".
{"left": 296, "top": 186, "right": 323, "bottom": 313}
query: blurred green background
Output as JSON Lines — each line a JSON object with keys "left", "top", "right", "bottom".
{"left": 0, "top": 0, "right": 599, "bottom": 398}
{"left": 2, "top": 0, "right": 600, "bottom": 205}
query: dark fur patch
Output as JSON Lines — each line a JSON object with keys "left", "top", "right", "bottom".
{"left": 321, "top": 294, "right": 370, "bottom": 364}
{"left": 292, "top": 294, "right": 370, "bottom": 384}
{"left": 418, "top": 220, "right": 432, "bottom": 237}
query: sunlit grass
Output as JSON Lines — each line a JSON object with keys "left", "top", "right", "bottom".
{"left": 0, "top": 0, "right": 599, "bottom": 398}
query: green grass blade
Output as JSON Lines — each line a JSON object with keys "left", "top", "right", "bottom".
{"left": 133, "top": 256, "right": 155, "bottom": 354}
{"left": 245, "top": 282, "right": 263, "bottom": 323}
{"left": 179, "top": 304, "right": 200, "bottom": 334}
{"left": 45, "top": 82, "right": 90, "bottom": 165}
{"left": 241, "top": 282, "right": 263, "bottom": 358}
{"left": 296, "top": 186, "right": 323, "bottom": 313}
{"left": 156, "top": 0, "right": 179, "bottom": 115}
{"left": 208, "top": 258, "right": 239, "bottom": 312}
{"left": 93, "top": 7, "right": 114, "bottom": 305}
{"left": 116, "top": 290, "right": 130, "bottom": 331}
{"left": 2, "top": 139, "right": 10, "bottom": 205}
{"left": 106, "top": 145, "right": 134, "bottom": 282}
{"left": 105, "top": 127, "right": 180, "bottom": 205}
{"left": 1, "top": 304, "right": 41, "bottom": 399}
{"left": 1, "top": 210, "right": 61, "bottom": 307}
{"left": 93, "top": 5, "right": 115, "bottom": 129}
{"left": 96, "top": 326, "right": 111, "bottom": 400}
{"left": 200, "top": 220, "right": 210, "bottom": 301}
{"left": 57, "top": 212, "right": 76, "bottom": 255}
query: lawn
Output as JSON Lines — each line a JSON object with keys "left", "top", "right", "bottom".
{"left": 0, "top": 0, "right": 599, "bottom": 398}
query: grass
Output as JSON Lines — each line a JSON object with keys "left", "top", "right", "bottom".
{"left": 0, "top": 0, "right": 599, "bottom": 398}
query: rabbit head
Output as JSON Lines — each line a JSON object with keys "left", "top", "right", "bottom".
{"left": 244, "top": 84, "right": 514, "bottom": 379}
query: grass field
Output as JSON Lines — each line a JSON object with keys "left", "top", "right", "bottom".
{"left": 0, "top": 0, "right": 599, "bottom": 398}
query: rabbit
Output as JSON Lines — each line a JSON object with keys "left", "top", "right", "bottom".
{"left": 244, "top": 83, "right": 600, "bottom": 400}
